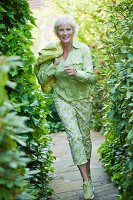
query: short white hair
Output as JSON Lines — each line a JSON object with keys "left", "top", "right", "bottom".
{"left": 54, "top": 15, "right": 77, "bottom": 35}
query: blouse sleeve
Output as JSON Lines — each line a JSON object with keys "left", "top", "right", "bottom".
{"left": 75, "top": 46, "right": 94, "bottom": 83}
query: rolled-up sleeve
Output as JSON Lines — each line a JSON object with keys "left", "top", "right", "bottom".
{"left": 75, "top": 46, "right": 94, "bottom": 83}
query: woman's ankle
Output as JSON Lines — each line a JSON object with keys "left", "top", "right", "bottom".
{"left": 83, "top": 177, "right": 89, "bottom": 182}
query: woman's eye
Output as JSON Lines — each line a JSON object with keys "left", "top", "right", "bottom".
{"left": 58, "top": 28, "right": 71, "bottom": 32}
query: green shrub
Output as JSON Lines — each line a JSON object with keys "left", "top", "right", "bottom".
{"left": 0, "top": 56, "right": 37, "bottom": 199}
{"left": 0, "top": 1, "right": 55, "bottom": 199}
{"left": 98, "top": 0, "right": 133, "bottom": 199}
{"left": 45, "top": 95, "right": 65, "bottom": 133}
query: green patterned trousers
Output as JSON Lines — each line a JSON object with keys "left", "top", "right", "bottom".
{"left": 54, "top": 97, "right": 92, "bottom": 165}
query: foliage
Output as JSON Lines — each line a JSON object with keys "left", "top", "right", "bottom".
{"left": 0, "top": 0, "right": 54, "bottom": 199}
{"left": 45, "top": 95, "right": 65, "bottom": 133}
{"left": 98, "top": 0, "right": 133, "bottom": 199}
{"left": 0, "top": 56, "right": 36, "bottom": 199}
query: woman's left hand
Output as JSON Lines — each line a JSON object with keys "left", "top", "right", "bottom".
{"left": 64, "top": 66, "right": 77, "bottom": 76}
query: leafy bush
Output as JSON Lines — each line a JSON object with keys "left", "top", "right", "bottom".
{"left": 0, "top": 56, "right": 36, "bottom": 199}
{"left": 98, "top": 0, "right": 133, "bottom": 199}
{"left": 45, "top": 95, "right": 65, "bottom": 133}
{"left": 0, "top": 1, "right": 55, "bottom": 199}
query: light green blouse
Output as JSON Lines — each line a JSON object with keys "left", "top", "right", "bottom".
{"left": 37, "top": 41, "right": 94, "bottom": 102}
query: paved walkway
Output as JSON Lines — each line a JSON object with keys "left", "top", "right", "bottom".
{"left": 50, "top": 131, "right": 118, "bottom": 200}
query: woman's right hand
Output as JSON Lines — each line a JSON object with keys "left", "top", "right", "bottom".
{"left": 54, "top": 56, "right": 62, "bottom": 66}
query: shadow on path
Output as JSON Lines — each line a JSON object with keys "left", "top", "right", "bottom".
{"left": 50, "top": 131, "right": 118, "bottom": 200}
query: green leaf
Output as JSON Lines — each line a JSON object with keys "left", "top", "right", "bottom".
{"left": 3, "top": 112, "right": 28, "bottom": 127}
{"left": 127, "top": 129, "right": 133, "bottom": 139}
{"left": 0, "top": 5, "right": 7, "bottom": 12}
{"left": 27, "top": 169, "right": 41, "bottom": 175}
{"left": 129, "top": 115, "right": 133, "bottom": 123}
{"left": 6, "top": 80, "right": 17, "bottom": 89}
{"left": 7, "top": 11, "right": 14, "bottom": 19}
{"left": 0, "top": 24, "right": 6, "bottom": 29}
{"left": 121, "top": 46, "right": 128, "bottom": 53}
{"left": 10, "top": 135, "right": 27, "bottom": 147}
{"left": 126, "top": 90, "right": 132, "bottom": 99}
{"left": 5, "top": 34, "right": 13, "bottom": 41}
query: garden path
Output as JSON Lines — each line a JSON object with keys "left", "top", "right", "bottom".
{"left": 50, "top": 131, "right": 118, "bottom": 200}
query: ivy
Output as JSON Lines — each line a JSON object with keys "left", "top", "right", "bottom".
{"left": 98, "top": 0, "right": 133, "bottom": 199}
{"left": 0, "top": 56, "right": 36, "bottom": 199}
{"left": 0, "top": 1, "right": 54, "bottom": 199}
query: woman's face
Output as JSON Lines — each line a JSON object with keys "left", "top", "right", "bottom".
{"left": 57, "top": 23, "right": 74, "bottom": 44}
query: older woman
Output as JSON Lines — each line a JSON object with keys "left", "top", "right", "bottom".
{"left": 36, "top": 15, "right": 94, "bottom": 200}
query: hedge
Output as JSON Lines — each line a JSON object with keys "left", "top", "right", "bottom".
{"left": 0, "top": 1, "right": 54, "bottom": 199}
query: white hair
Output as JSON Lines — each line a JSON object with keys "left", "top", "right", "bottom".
{"left": 54, "top": 15, "right": 77, "bottom": 35}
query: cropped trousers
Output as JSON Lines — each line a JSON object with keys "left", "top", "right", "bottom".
{"left": 54, "top": 97, "right": 92, "bottom": 165}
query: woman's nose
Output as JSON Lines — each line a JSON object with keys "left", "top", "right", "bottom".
{"left": 63, "top": 30, "right": 67, "bottom": 35}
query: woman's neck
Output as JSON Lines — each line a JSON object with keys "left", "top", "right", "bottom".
{"left": 61, "top": 41, "right": 73, "bottom": 53}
